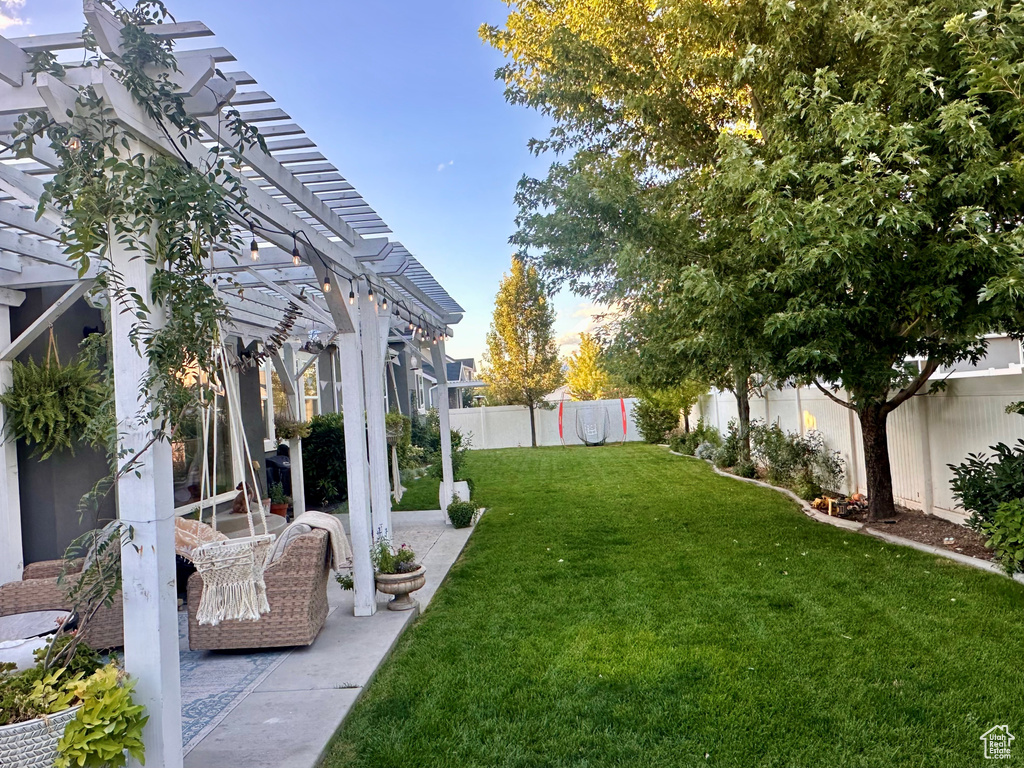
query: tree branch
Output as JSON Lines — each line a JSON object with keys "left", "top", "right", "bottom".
{"left": 813, "top": 381, "right": 855, "bottom": 411}
{"left": 883, "top": 359, "right": 941, "bottom": 415}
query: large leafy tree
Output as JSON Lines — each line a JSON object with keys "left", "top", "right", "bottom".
{"left": 565, "top": 332, "right": 612, "bottom": 400}
{"left": 482, "top": 257, "right": 564, "bottom": 446}
{"left": 484, "top": 0, "right": 1024, "bottom": 519}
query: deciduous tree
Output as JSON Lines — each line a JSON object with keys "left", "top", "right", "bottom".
{"left": 484, "top": 0, "right": 1024, "bottom": 519}
{"left": 565, "top": 333, "right": 612, "bottom": 400}
{"left": 481, "top": 257, "right": 563, "bottom": 446}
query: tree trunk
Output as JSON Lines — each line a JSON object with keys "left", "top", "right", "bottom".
{"left": 528, "top": 402, "right": 537, "bottom": 447}
{"left": 734, "top": 365, "right": 751, "bottom": 464}
{"left": 858, "top": 402, "right": 896, "bottom": 521}
{"left": 683, "top": 410, "right": 691, "bottom": 433}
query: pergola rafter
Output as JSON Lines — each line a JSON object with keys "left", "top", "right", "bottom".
{"left": 0, "top": 6, "right": 462, "bottom": 768}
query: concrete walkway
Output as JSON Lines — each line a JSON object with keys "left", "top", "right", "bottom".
{"left": 183, "top": 510, "right": 472, "bottom": 768}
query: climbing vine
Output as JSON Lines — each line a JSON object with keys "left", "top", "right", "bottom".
{"left": 9, "top": 0, "right": 266, "bottom": 508}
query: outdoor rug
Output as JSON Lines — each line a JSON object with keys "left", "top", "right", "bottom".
{"left": 178, "top": 611, "right": 292, "bottom": 754}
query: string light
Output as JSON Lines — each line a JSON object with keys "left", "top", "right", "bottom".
{"left": 323, "top": 274, "right": 332, "bottom": 293}
{"left": 381, "top": 295, "right": 388, "bottom": 311}
{"left": 291, "top": 233, "right": 301, "bottom": 266}
{"left": 67, "top": 136, "right": 82, "bottom": 152}
{"left": 348, "top": 280, "right": 356, "bottom": 305}
{"left": 249, "top": 222, "right": 259, "bottom": 262}
{"left": 367, "top": 283, "right": 374, "bottom": 301}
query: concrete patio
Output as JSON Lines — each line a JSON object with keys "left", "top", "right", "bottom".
{"left": 182, "top": 510, "right": 472, "bottom": 768}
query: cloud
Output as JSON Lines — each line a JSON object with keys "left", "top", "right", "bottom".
{"left": 436, "top": 160, "right": 455, "bottom": 172}
{"left": 556, "top": 302, "right": 618, "bottom": 357}
{"left": 0, "top": 0, "right": 25, "bottom": 31}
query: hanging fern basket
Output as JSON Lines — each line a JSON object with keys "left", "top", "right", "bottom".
{"left": 0, "top": 332, "right": 106, "bottom": 460}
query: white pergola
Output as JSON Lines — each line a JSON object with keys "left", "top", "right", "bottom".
{"left": 0, "top": 4, "right": 463, "bottom": 766}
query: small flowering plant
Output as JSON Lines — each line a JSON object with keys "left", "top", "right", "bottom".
{"left": 370, "top": 527, "right": 419, "bottom": 574}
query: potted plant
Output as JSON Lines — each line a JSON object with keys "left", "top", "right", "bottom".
{"left": 274, "top": 414, "right": 311, "bottom": 442}
{"left": 370, "top": 530, "right": 425, "bottom": 611}
{"left": 268, "top": 482, "right": 290, "bottom": 517}
{"left": 0, "top": 637, "right": 146, "bottom": 768}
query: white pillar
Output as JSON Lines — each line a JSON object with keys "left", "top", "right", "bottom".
{"left": 282, "top": 345, "right": 306, "bottom": 518}
{"left": 430, "top": 340, "right": 454, "bottom": 513}
{"left": 109, "top": 239, "right": 182, "bottom": 768}
{"left": 359, "top": 294, "right": 391, "bottom": 539}
{"left": 0, "top": 291, "right": 25, "bottom": 585}
{"left": 337, "top": 327, "right": 375, "bottom": 616}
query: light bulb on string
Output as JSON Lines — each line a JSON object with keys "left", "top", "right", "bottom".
{"left": 249, "top": 222, "right": 259, "bottom": 262}
{"left": 323, "top": 274, "right": 332, "bottom": 293}
{"left": 381, "top": 295, "right": 388, "bottom": 311}
{"left": 291, "top": 234, "right": 301, "bottom": 266}
{"left": 367, "top": 284, "right": 374, "bottom": 301}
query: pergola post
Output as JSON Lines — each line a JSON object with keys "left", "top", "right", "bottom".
{"left": 0, "top": 289, "right": 25, "bottom": 585}
{"left": 109, "top": 234, "right": 183, "bottom": 768}
{"left": 337, "top": 326, "right": 376, "bottom": 615}
{"left": 430, "top": 339, "right": 454, "bottom": 514}
{"left": 281, "top": 345, "right": 306, "bottom": 517}
{"left": 360, "top": 293, "right": 391, "bottom": 539}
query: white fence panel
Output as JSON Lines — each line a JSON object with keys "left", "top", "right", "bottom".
{"left": 696, "top": 372, "right": 1024, "bottom": 520}
{"left": 450, "top": 398, "right": 642, "bottom": 449}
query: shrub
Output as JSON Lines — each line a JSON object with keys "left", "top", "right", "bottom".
{"left": 668, "top": 420, "right": 721, "bottom": 456}
{"left": 749, "top": 420, "right": 844, "bottom": 495}
{"left": 447, "top": 499, "right": 476, "bottom": 528}
{"left": 734, "top": 461, "right": 756, "bottom": 478}
{"left": 714, "top": 420, "right": 741, "bottom": 468}
{"left": 981, "top": 499, "right": 1024, "bottom": 575}
{"left": 302, "top": 412, "right": 346, "bottom": 506}
{"left": 949, "top": 440, "right": 1024, "bottom": 530}
{"left": 694, "top": 441, "right": 718, "bottom": 461}
{"left": 411, "top": 409, "right": 471, "bottom": 480}
{"left": 633, "top": 395, "right": 680, "bottom": 443}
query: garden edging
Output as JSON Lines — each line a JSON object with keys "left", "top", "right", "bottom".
{"left": 666, "top": 449, "right": 1024, "bottom": 585}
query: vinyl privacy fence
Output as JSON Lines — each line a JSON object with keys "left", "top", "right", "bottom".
{"left": 696, "top": 372, "right": 1024, "bottom": 521}
{"left": 449, "top": 398, "right": 643, "bottom": 449}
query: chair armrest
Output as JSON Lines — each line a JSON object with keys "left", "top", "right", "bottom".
{"left": 22, "top": 558, "right": 83, "bottom": 581}
{"left": 0, "top": 578, "right": 70, "bottom": 617}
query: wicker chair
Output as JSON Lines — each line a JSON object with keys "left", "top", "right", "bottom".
{"left": 0, "top": 559, "right": 124, "bottom": 650}
{"left": 186, "top": 528, "right": 330, "bottom": 651}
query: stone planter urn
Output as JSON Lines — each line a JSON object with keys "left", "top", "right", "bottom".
{"left": 0, "top": 704, "right": 82, "bottom": 768}
{"left": 375, "top": 565, "right": 426, "bottom": 611}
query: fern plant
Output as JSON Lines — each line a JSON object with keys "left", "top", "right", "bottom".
{"left": 0, "top": 355, "right": 106, "bottom": 459}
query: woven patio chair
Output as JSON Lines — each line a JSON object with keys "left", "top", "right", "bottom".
{"left": 0, "top": 559, "right": 124, "bottom": 650}
{"left": 186, "top": 528, "right": 331, "bottom": 651}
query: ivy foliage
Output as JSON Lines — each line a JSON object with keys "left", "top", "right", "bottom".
{"left": 5, "top": 0, "right": 265, "bottom": 509}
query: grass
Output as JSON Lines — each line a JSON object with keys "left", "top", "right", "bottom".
{"left": 392, "top": 474, "right": 441, "bottom": 511}
{"left": 324, "top": 444, "right": 1024, "bottom": 767}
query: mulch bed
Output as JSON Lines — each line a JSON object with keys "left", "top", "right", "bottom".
{"left": 846, "top": 505, "right": 993, "bottom": 561}
{"left": 708, "top": 457, "right": 994, "bottom": 562}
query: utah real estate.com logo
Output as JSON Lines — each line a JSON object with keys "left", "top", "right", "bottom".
{"left": 981, "top": 725, "right": 1015, "bottom": 759}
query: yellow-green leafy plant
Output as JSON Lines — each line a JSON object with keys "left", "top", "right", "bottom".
{"left": 56, "top": 665, "right": 147, "bottom": 768}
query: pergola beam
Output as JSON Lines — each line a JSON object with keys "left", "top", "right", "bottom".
{"left": 0, "top": 280, "right": 95, "bottom": 362}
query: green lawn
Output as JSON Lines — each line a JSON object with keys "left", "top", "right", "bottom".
{"left": 325, "top": 444, "right": 1024, "bottom": 768}
{"left": 392, "top": 474, "right": 441, "bottom": 511}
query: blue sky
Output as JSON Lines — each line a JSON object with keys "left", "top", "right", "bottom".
{"left": 13, "top": 0, "right": 598, "bottom": 363}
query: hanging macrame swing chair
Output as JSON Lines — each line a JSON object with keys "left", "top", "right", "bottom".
{"left": 190, "top": 343, "right": 276, "bottom": 626}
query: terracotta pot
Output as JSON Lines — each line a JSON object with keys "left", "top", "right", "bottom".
{"left": 0, "top": 704, "right": 82, "bottom": 768}
{"left": 269, "top": 503, "right": 289, "bottom": 517}
{"left": 374, "top": 565, "right": 426, "bottom": 611}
